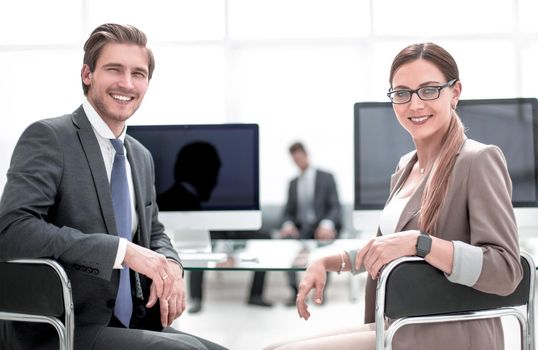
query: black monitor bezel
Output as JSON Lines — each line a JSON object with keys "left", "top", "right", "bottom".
{"left": 127, "top": 123, "right": 260, "bottom": 211}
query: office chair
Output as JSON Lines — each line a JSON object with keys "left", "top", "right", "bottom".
{"left": 0, "top": 259, "right": 74, "bottom": 350}
{"left": 375, "top": 252, "right": 535, "bottom": 350}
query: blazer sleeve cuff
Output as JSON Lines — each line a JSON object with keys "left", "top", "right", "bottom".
{"left": 445, "top": 240, "right": 483, "bottom": 286}
{"left": 346, "top": 249, "right": 365, "bottom": 275}
{"left": 113, "top": 238, "right": 128, "bottom": 269}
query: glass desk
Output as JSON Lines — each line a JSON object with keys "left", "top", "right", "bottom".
{"left": 178, "top": 231, "right": 538, "bottom": 271}
{"left": 179, "top": 238, "right": 366, "bottom": 271}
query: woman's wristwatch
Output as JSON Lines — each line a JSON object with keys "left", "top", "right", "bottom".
{"left": 416, "top": 232, "right": 432, "bottom": 258}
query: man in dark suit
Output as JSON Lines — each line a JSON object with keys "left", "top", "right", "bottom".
{"left": 0, "top": 23, "right": 226, "bottom": 350}
{"left": 279, "top": 142, "right": 342, "bottom": 305}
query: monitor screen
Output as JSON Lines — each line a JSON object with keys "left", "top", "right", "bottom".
{"left": 127, "top": 124, "right": 261, "bottom": 236}
{"left": 354, "top": 98, "right": 538, "bottom": 229}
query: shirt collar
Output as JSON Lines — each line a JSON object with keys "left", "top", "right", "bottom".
{"left": 301, "top": 166, "right": 315, "bottom": 176}
{"left": 82, "top": 98, "right": 126, "bottom": 142}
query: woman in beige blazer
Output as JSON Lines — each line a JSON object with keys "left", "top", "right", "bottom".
{"left": 265, "top": 43, "right": 522, "bottom": 350}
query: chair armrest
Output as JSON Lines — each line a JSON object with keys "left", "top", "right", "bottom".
{"left": 379, "top": 255, "right": 531, "bottom": 319}
{"left": 0, "top": 259, "right": 70, "bottom": 317}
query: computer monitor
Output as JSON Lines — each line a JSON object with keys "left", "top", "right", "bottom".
{"left": 127, "top": 124, "right": 261, "bottom": 252}
{"left": 354, "top": 98, "right": 538, "bottom": 232}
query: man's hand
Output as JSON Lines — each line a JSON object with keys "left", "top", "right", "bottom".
{"left": 314, "top": 226, "right": 336, "bottom": 240}
{"left": 147, "top": 260, "right": 186, "bottom": 327}
{"left": 279, "top": 225, "right": 299, "bottom": 238}
{"left": 123, "top": 242, "right": 175, "bottom": 305}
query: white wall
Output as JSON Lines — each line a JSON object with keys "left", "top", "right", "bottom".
{"left": 1, "top": 0, "right": 538, "bottom": 206}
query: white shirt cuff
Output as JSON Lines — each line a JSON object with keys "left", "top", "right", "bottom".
{"left": 282, "top": 221, "right": 296, "bottom": 230}
{"left": 113, "top": 238, "right": 128, "bottom": 269}
{"left": 319, "top": 219, "right": 335, "bottom": 230}
{"left": 445, "top": 241, "right": 483, "bottom": 286}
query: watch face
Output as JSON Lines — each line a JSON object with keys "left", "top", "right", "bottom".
{"left": 417, "top": 234, "right": 432, "bottom": 258}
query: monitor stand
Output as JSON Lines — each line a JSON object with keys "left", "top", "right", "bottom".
{"left": 171, "top": 229, "right": 212, "bottom": 254}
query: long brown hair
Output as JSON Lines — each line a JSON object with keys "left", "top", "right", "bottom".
{"left": 389, "top": 43, "right": 465, "bottom": 235}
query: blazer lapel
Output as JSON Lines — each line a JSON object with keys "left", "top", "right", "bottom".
{"left": 313, "top": 170, "right": 320, "bottom": 209}
{"left": 392, "top": 138, "right": 469, "bottom": 232}
{"left": 72, "top": 107, "right": 117, "bottom": 235}
{"left": 386, "top": 152, "right": 426, "bottom": 232}
{"left": 125, "top": 138, "right": 148, "bottom": 246}
{"left": 395, "top": 179, "right": 426, "bottom": 232}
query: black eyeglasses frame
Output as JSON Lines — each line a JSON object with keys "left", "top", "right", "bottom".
{"left": 387, "top": 79, "right": 458, "bottom": 104}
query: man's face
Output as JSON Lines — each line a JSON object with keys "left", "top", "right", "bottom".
{"left": 291, "top": 150, "right": 309, "bottom": 172}
{"left": 82, "top": 43, "right": 150, "bottom": 134}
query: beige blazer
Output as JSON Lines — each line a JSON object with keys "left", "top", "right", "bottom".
{"left": 363, "top": 138, "right": 522, "bottom": 350}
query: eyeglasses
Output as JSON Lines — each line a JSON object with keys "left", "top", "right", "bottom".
{"left": 387, "top": 79, "right": 457, "bottom": 104}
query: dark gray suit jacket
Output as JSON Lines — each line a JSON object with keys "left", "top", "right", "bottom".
{"left": 281, "top": 169, "right": 342, "bottom": 238}
{"left": 0, "top": 106, "right": 180, "bottom": 350}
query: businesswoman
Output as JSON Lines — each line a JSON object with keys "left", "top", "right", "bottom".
{"left": 264, "top": 42, "right": 522, "bottom": 350}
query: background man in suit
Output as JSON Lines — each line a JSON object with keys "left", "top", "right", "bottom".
{"left": 0, "top": 23, "right": 225, "bottom": 350}
{"left": 279, "top": 142, "right": 342, "bottom": 305}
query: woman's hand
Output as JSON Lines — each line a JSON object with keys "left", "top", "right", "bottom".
{"left": 296, "top": 258, "right": 327, "bottom": 321}
{"left": 356, "top": 230, "right": 420, "bottom": 279}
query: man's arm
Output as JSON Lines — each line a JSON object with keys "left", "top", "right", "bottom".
{"left": 279, "top": 179, "right": 300, "bottom": 238}
{"left": 0, "top": 120, "right": 119, "bottom": 280}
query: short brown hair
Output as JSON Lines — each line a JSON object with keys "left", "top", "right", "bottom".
{"left": 289, "top": 142, "right": 307, "bottom": 155}
{"left": 81, "top": 23, "right": 155, "bottom": 95}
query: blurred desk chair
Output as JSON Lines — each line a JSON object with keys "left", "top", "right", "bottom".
{"left": 375, "top": 252, "right": 535, "bottom": 350}
{"left": 0, "top": 259, "right": 74, "bottom": 350}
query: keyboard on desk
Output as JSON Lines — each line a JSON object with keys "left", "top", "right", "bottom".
{"left": 178, "top": 252, "right": 228, "bottom": 262}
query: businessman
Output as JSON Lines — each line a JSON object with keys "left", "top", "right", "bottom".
{"left": 0, "top": 23, "right": 226, "bottom": 350}
{"left": 279, "top": 142, "right": 342, "bottom": 305}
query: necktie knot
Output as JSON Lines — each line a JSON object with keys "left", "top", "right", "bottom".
{"left": 110, "top": 138, "right": 125, "bottom": 156}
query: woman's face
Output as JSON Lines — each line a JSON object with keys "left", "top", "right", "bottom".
{"left": 391, "top": 59, "right": 461, "bottom": 143}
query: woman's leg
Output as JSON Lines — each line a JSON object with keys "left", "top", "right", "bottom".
{"left": 263, "top": 323, "right": 375, "bottom": 350}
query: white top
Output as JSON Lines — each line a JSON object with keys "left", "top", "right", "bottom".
{"left": 379, "top": 195, "right": 410, "bottom": 235}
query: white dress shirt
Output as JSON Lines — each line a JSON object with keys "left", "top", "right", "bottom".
{"left": 82, "top": 99, "right": 137, "bottom": 269}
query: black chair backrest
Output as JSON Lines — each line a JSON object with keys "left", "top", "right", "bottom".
{"left": 0, "top": 262, "right": 65, "bottom": 317}
{"left": 384, "top": 256, "right": 531, "bottom": 319}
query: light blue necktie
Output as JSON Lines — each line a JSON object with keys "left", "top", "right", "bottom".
{"left": 110, "top": 138, "right": 133, "bottom": 328}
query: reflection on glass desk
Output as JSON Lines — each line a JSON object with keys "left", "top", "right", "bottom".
{"left": 179, "top": 239, "right": 366, "bottom": 271}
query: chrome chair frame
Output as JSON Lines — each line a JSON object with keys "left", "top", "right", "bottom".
{"left": 0, "top": 259, "right": 74, "bottom": 350}
{"left": 375, "top": 252, "right": 535, "bottom": 350}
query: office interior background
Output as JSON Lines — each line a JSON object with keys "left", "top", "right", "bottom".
{"left": 2, "top": 0, "right": 538, "bottom": 207}
{"left": 1, "top": 1, "right": 538, "bottom": 349}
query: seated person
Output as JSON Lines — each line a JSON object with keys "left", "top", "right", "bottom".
{"left": 0, "top": 23, "right": 226, "bottom": 350}
{"left": 279, "top": 142, "right": 342, "bottom": 305}
{"left": 265, "top": 42, "right": 522, "bottom": 350}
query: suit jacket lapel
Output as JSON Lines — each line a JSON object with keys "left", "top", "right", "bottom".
{"left": 391, "top": 138, "right": 468, "bottom": 232}
{"left": 125, "top": 138, "right": 147, "bottom": 245}
{"left": 387, "top": 152, "right": 426, "bottom": 232}
{"left": 313, "top": 170, "right": 320, "bottom": 210}
{"left": 71, "top": 106, "right": 117, "bottom": 235}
